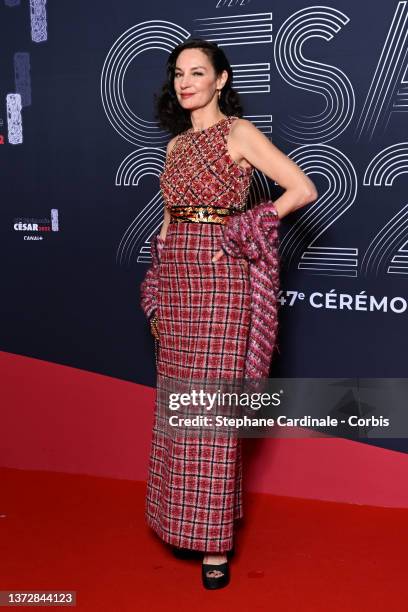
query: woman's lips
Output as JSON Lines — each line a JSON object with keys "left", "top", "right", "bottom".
{"left": 180, "top": 93, "right": 194, "bottom": 98}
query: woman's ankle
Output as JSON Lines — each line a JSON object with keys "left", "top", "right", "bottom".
{"left": 203, "top": 553, "right": 228, "bottom": 565}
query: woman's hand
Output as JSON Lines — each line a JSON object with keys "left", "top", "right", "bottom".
{"left": 150, "top": 314, "right": 160, "bottom": 341}
{"left": 211, "top": 248, "right": 225, "bottom": 263}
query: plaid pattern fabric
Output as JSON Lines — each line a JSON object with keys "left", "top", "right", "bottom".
{"left": 145, "top": 222, "right": 250, "bottom": 552}
{"left": 145, "top": 115, "right": 254, "bottom": 553}
{"left": 160, "top": 116, "right": 253, "bottom": 212}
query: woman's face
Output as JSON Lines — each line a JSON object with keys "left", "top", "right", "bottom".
{"left": 173, "top": 48, "right": 227, "bottom": 111}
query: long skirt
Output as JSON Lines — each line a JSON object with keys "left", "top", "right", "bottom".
{"left": 144, "top": 220, "right": 251, "bottom": 552}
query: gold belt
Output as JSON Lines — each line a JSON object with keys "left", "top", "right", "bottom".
{"left": 169, "top": 205, "right": 233, "bottom": 225}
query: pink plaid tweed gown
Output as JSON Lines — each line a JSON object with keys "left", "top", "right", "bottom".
{"left": 145, "top": 115, "right": 254, "bottom": 553}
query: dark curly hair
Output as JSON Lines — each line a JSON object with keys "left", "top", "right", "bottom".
{"left": 154, "top": 38, "right": 244, "bottom": 136}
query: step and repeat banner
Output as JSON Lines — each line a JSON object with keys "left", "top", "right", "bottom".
{"left": 1, "top": 1, "right": 407, "bottom": 452}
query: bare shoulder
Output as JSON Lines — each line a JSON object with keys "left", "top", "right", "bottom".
{"left": 230, "top": 116, "right": 283, "bottom": 154}
{"left": 227, "top": 117, "right": 266, "bottom": 167}
{"left": 230, "top": 117, "right": 259, "bottom": 137}
{"left": 166, "top": 134, "right": 182, "bottom": 157}
{"left": 229, "top": 117, "right": 265, "bottom": 149}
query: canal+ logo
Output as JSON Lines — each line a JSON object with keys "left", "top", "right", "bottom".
{"left": 13, "top": 209, "right": 59, "bottom": 240}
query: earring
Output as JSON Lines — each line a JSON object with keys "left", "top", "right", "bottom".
{"left": 218, "top": 89, "right": 221, "bottom": 99}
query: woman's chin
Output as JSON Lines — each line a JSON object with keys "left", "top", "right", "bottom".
{"left": 179, "top": 101, "right": 197, "bottom": 110}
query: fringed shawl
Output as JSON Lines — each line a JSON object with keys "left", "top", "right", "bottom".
{"left": 140, "top": 234, "right": 165, "bottom": 321}
{"left": 220, "top": 200, "right": 281, "bottom": 379}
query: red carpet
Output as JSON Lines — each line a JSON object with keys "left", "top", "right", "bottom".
{"left": 3, "top": 350, "right": 408, "bottom": 509}
{"left": 1, "top": 466, "right": 406, "bottom": 611}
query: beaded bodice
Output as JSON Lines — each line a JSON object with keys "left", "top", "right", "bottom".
{"left": 160, "top": 116, "right": 254, "bottom": 212}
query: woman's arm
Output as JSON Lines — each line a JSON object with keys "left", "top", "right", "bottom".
{"left": 159, "top": 135, "right": 180, "bottom": 240}
{"left": 229, "top": 119, "right": 318, "bottom": 219}
{"left": 160, "top": 206, "right": 171, "bottom": 241}
{"left": 140, "top": 136, "right": 180, "bottom": 323}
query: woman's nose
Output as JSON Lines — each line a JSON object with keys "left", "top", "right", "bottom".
{"left": 180, "top": 76, "right": 192, "bottom": 88}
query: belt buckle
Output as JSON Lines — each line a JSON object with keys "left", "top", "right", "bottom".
{"left": 170, "top": 205, "right": 231, "bottom": 224}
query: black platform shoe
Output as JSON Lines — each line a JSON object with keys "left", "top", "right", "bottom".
{"left": 227, "top": 545, "right": 235, "bottom": 559}
{"left": 171, "top": 546, "right": 202, "bottom": 560}
{"left": 201, "top": 559, "right": 230, "bottom": 590}
{"left": 172, "top": 545, "right": 235, "bottom": 560}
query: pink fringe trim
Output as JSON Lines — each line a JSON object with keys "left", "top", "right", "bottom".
{"left": 140, "top": 234, "right": 165, "bottom": 320}
{"left": 221, "top": 200, "right": 280, "bottom": 379}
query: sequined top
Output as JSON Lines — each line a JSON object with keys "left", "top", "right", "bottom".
{"left": 159, "top": 115, "right": 254, "bottom": 212}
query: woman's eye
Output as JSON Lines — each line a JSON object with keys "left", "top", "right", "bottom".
{"left": 174, "top": 72, "right": 203, "bottom": 77}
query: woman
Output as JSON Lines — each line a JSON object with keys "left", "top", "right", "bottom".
{"left": 141, "top": 38, "right": 318, "bottom": 589}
